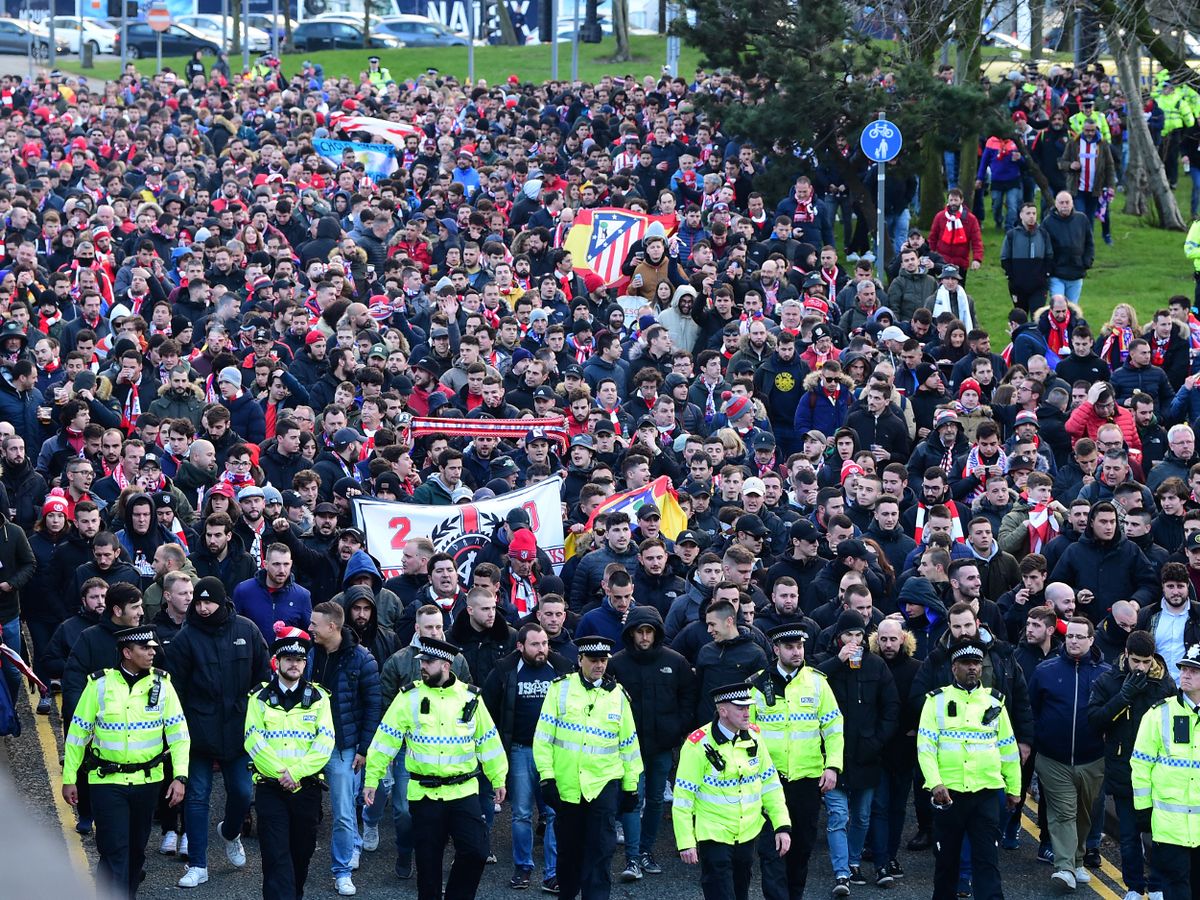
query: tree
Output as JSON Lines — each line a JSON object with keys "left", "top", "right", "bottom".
{"left": 612, "top": 0, "right": 632, "bottom": 62}
{"left": 673, "top": 0, "right": 993, "bottom": 242}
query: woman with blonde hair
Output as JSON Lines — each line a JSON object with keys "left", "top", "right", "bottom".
{"left": 1097, "top": 302, "right": 1140, "bottom": 368}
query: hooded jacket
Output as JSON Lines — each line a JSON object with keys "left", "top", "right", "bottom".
{"left": 658, "top": 286, "right": 701, "bottom": 354}
{"left": 165, "top": 601, "right": 271, "bottom": 760}
{"left": 330, "top": 550, "right": 401, "bottom": 633}
{"left": 340, "top": 584, "right": 400, "bottom": 670}
{"left": 1028, "top": 643, "right": 1110, "bottom": 765}
{"left": 42, "top": 604, "right": 101, "bottom": 683}
{"left": 794, "top": 370, "right": 854, "bottom": 437}
{"left": 754, "top": 348, "right": 811, "bottom": 432}
{"left": 148, "top": 379, "right": 206, "bottom": 430}
{"left": 909, "top": 624, "right": 1035, "bottom": 745}
{"left": 449, "top": 607, "right": 517, "bottom": 686}
{"left": 309, "top": 625, "right": 382, "bottom": 755}
{"left": 1086, "top": 652, "right": 1176, "bottom": 796}
{"left": 663, "top": 577, "right": 712, "bottom": 640}
{"left": 1049, "top": 510, "right": 1158, "bottom": 619}
{"left": 898, "top": 576, "right": 949, "bottom": 661}
{"left": 607, "top": 606, "right": 697, "bottom": 754}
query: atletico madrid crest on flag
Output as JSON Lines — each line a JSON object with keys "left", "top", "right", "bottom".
{"left": 563, "top": 208, "right": 676, "bottom": 286}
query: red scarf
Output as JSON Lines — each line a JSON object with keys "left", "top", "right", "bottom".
{"left": 65, "top": 426, "right": 85, "bottom": 455}
{"left": 942, "top": 208, "right": 967, "bottom": 245}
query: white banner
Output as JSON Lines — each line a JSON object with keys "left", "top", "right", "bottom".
{"left": 352, "top": 476, "right": 566, "bottom": 581}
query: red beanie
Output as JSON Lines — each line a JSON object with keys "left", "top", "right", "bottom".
{"left": 725, "top": 395, "right": 752, "bottom": 421}
{"left": 958, "top": 378, "right": 982, "bottom": 398}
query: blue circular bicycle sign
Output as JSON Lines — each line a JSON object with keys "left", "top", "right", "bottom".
{"left": 860, "top": 119, "right": 903, "bottom": 163}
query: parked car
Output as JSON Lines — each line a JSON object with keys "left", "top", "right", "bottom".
{"left": 114, "top": 22, "right": 221, "bottom": 59}
{"left": 245, "top": 13, "right": 297, "bottom": 41}
{"left": 289, "top": 20, "right": 401, "bottom": 50}
{"left": 176, "top": 14, "right": 272, "bottom": 52}
{"left": 0, "top": 19, "right": 69, "bottom": 58}
{"left": 47, "top": 16, "right": 118, "bottom": 54}
{"left": 370, "top": 15, "right": 468, "bottom": 46}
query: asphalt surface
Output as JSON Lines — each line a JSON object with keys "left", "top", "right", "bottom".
{"left": 0, "top": 682, "right": 1140, "bottom": 900}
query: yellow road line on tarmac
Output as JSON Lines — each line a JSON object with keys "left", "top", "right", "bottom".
{"left": 26, "top": 687, "right": 91, "bottom": 876}
{"left": 1022, "top": 798, "right": 1123, "bottom": 900}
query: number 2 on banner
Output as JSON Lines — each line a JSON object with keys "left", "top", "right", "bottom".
{"left": 389, "top": 517, "right": 411, "bottom": 549}
{"left": 522, "top": 502, "right": 540, "bottom": 531}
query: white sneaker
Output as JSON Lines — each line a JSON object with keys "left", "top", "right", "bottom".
{"left": 1074, "top": 868, "right": 1092, "bottom": 884}
{"left": 350, "top": 848, "right": 361, "bottom": 871}
{"left": 178, "top": 867, "right": 209, "bottom": 888}
{"left": 1122, "top": 892, "right": 1142, "bottom": 900}
{"left": 179, "top": 833, "right": 189, "bottom": 858}
{"left": 218, "top": 821, "right": 245, "bottom": 868}
{"left": 1149, "top": 893, "right": 1164, "bottom": 900}
{"left": 847, "top": 253, "right": 861, "bottom": 263}
{"left": 159, "top": 831, "right": 179, "bottom": 855}
{"left": 615, "top": 822, "right": 625, "bottom": 845}
{"left": 1051, "top": 870, "right": 1077, "bottom": 891}
{"left": 362, "top": 824, "right": 379, "bottom": 852}
{"left": 662, "top": 783, "right": 673, "bottom": 802}
{"left": 336, "top": 876, "right": 357, "bottom": 896}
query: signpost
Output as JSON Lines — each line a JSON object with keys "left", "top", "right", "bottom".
{"left": 859, "top": 114, "right": 903, "bottom": 275}
{"left": 147, "top": 2, "right": 170, "bottom": 72}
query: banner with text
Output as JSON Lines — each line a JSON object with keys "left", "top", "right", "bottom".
{"left": 352, "top": 476, "right": 565, "bottom": 581}
{"left": 313, "top": 137, "right": 398, "bottom": 182}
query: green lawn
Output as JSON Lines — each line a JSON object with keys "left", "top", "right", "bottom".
{"left": 68, "top": 33, "right": 700, "bottom": 86}
{"left": 966, "top": 184, "right": 1196, "bottom": 339}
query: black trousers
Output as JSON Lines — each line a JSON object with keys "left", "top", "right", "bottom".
{"left": 91, "top": 780, "right": 158, "bottom": 899}
{"left": 698, "top": 838, "right": 755, "bottom": 900}
{"left": 555, "top": 779, "right": 619, "bottom": 900}
{"left": 155, "top": 760, "right": 183, "bottom": 834}
{"left": 410, "top": 795, "right": 489, "bottom": 900}
{"left": 932, "top": 789, "right": 1003, "bottom": 900}
{"left": 1152, "top": 840, "right": 1200, "bottom": 900}
{"left": 759, "top": 777, "right": 821, "bottom": 900}
{"left": 256, "top": 780, "right": 321, "bottom": 900}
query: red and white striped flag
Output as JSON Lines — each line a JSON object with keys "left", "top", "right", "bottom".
{"left": 332, "top": 114, "right": 422, "bottom": 147}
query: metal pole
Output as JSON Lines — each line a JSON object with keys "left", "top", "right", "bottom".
{"left": 120, "top": 13, "right": 127, "bottom": 69}
{"left": 79, "top": 0, "right": 85, "bottom": 65}
{"left": 26, "top": 0, "right": 33, "bottom": 85}
{"left": 665, "top": 0, "right": 678, "bottom": 75}
{"left": 549, "top": 0, "right": 558, "bottom": 80}
{"left": 49, "top": 14, "right": 56, "bottom": 67}
{"left": 466, "top": 0, "right": 475, "bottom": 82}
{"left": 570, "top": 0, "right": 579, "bottom": 80}
{"left": 221, "top": 0, "right": 227, "bottom": 53}
{"left": 271, "top": 0, "right": 279, "bottom": 55}
{"left": 875, "top": 110, "right": 886, "bottom": 276}
{"left": 241, "top": 0, "right": 250, "bottom": 73}
{"left": 156, "top": 30, "right": 161, "bottom": 71}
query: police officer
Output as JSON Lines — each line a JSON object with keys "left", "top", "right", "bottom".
{"left": 62, "top": 625, "right": 191, "bottom": 899}
{"left": 363, "top": 635, "right": 508, "bottom": 900}
{"left": 673, "top": 682, "right": 792, "bottom": 900}
{"left": 367, "top": 56, "right": 393, "bottom": 90}
{"left": 750, "top": 623, "right": 843, "bottom": 899}
{"left": 917, "top": 639, "right": 1021, "bottom": 900}
{"left": 244, "top": 626, "right": 336, "bottom": 900}
{"left": 1131, "top": 642, "right": 1200, "bottom": 900}
{"left": 534, "top": 635, "right": 642, "bottom": 900}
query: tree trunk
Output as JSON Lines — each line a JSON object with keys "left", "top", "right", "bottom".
{"left": 1112, "top": 30, "right": 1186, "bottom": 229}
{"left": 231, "top": 1, "right": 242, "bottom": 55}
{"left": 283, "top": 11, "right": 293, "bottom": 52}
{"left": 612, "top": 0, "right": 631, "bottom": 61}
{"left": 658, "top": 0, "right": 666, "bottom": 34}
{"left": 954, "top": 0, "right": 984, "bottom": 209}
{"left": 1030, "top": 0, "right": 1043, "bottom": 60}
{"left": 1090, "top": 0, "right": 1199, "bottom": 88}
{"left": 919, "top": 141, "right": 945, "bottom": 230}
{"left": 496, "top": 0, "right": 521, "bottom": 45}
{"left": 364, "top": 0, "right": 372, "bottom": 47}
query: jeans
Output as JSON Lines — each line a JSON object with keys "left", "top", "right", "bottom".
{"left": 1048, "top": 277, "right": 1083, "bottom": 302}
{"left": 944, "top": 152, "right": 959, "bottom": 189}
{"left": 1110, "top": 787, "right": 1158, "bottom": 893}
{"left": 1075, "top": 192, "right": 1111, "bottom": 240}
{"left": 885, "top": 209, "right": 911, "bottom": 256}
{"left": 324, "top": 747, "right": 361, "bottom": 878}
{"left": 1, "top": 616, "right": 20, "bottom": 702}
{"left": 620, "top": 749, "right": 673, "bottom": 861}
{"left": 184, "top": 753, "right": 254, "bottom": 869}
{"left": 363, "top": 752, "right": 413, "bottom": 860}
{"left": 991, "top": 185, "right": 1021, "bottom": 230}
{"left": 870, "top": 767, "right": 912, "bottom": 861}
{"left": 509, "top": 744, "right": 556, "bottom": 876}
{"left": 825, "top": 786, "right": 874, "bottom": 877}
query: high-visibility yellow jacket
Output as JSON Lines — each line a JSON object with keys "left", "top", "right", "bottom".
{"left": 244, "top": 677, "right": 335, "bottom": 788}
{"left": 1156, "top": 88, "right": 1197, "bottom": 136}
{"left": 917, "top": 684, "right": 1020, "bottom": 795}
{"left": 1185, "top": 220, "right": 1200, "bottom": 274}
{"left": 672, "top": 721, "right": 790, "bottom": 848}
{"left": 749, "top": 665, "right": 844, "bottom": 780}
{"left": 368, "top": 68, "right": 392, "bottom": 89}
{"left": 64, "top": 668, "right": 190, "bottom": 786}
{"left": 1068, "top": 111, "right": 1111, "bottom": 142}
{"left": 364, "top": 675, "right": 506, "bottom": 801}
{"left": 1130, "top": 693, "right": 1200, "bottom": 848}
{"left": 533, "top": 673, "right": 642, "bottom": 803}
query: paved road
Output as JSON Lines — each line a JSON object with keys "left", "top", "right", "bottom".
{"left": 1, "top": 686, "right": 1135, "bottom": 900}
{"left": 0, "top": 53, "right": 109, "bottom": 90}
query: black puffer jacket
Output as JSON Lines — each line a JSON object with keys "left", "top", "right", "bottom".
{"left": 0, "top": 459, "right": 47, "bottom": 531}
{"left": 0, "top": 512, "right": 35, "bottom": 623}
{"left": 61, "top": 616, "right": 122, "bottom": 725}
{"left": 449, "top": 608, "right": 517, "bottom": 687}
{"left": 43, "top": 606, "right": 101, "bottom": 682}
{"left": 695, "top": 627, "right": 768, "bottom": 721}
{"left": 607, "top": 606, "right": 698, "bottom": 752}
{"left": 481, "top": 646, "right": 574, "bottom": 749}
{"left": 165, "top": 602, "right": 271, "bottom": 759}
{"left": 1086, "top": 653, "right": 1176, "bottom": 797}
{"left": 26, "top": 528, "right": 72, "bottom": 624}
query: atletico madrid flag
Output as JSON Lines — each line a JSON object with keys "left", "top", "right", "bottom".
{"left": 562, "top": 208, "right": 677, "bottom": 286}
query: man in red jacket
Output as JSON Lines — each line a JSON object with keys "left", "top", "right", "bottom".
{"left": 928, "top": 188, "right": 984, "bottom": 278}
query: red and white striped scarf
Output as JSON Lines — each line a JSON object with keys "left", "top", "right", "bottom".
{"left": 913, "top": 500, "right": 966, "bottom": 545}
{"left": 1027, "top": 503, "right": 1059, "bottom": 554}
{"left": 1078, "top": 138, "right": 1099, "bottom": 194}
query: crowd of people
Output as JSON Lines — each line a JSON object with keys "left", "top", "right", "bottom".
{"left": 0, "top": 45, "right": 1197, "bottom": 900}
